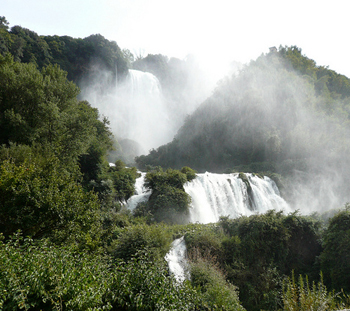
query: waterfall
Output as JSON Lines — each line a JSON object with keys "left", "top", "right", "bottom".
{"left": 81, "top": 69, "right": 175, "bottom": 154}
{"left": 126, "top": 171, "right": 290, "bottom": 224}
{"left": 130, "top": 172, "right": 290, "bottom": 282}
{"left": 184, "top": 172, "right": 290, "bottom": 224}
{"left": 125, "top": 172, "right": 151, "bottom": 210}
{"left": 124, "top": 70, "right": 172, "bottom": 151}
{"left": 164, "top": 236, "right": 189, "bottom": 282}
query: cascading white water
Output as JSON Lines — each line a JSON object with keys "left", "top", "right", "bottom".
{"left": 81, "top": 69, "right": 175, "bottom": 154}
{"left": 126, "top": 171, "right": 290, "bottom": 224}
{"left": 123, "top": 70, "right": 173, "bottom": 151}
{"left": 125, "top": 172, "right": 151, "bottom": 210}
{"left": 164, "top": 236, "right": 189, "bottom": 283}
{"left": 184, "top": 172, "right": 290, "bottom": 224}
{"left": 130, "top": 172, "right": 290, "bottom": 282}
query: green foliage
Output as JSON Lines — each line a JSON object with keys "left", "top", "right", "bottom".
{"left": 189, "top": 258, "right": 245, "bottom": 311}
{"left": 283, "top": 213, "right": 323, "bottom": 277}
{"left": 0, "top": 16, "right": 128, "bottom": 84}
{"left": 220, "top": 211, "right": 322, "bottom": 276}
{"left": 0, "top": 234, "right": 205, "bottom": 311}
{"left": 145, "top": 167, "right": 188, "bottom": 190}
{"left": 111, "top": 223, "right": 172, "bottom": 261}
{"left": 279, "top": 45, "right": 350, "bottom": 98}
{"left": 320, "top": 204, "right": 350, "bottom": 293}
{"left": 109, "top": 253, "right": 201, "bottom": 311}
{"left": 0, "top": 55, "right": 102, "bottom": 166}
{"left": 0, "top": 17, "right": 12, "bottom": 57}
{"left": 107, "top": 160, "right": 140, "bottom": 203}
{"left": 0, "top": 53, "right": 117, "bottom": 195}
{"left": 142, "top": 167, "right": 194, "bottom": 224}
{"left": 149, "top": 184, "right": 191, "bottom": 224}
{"left": 180, "top": 166, "right": 197, "bottom": 181}
{"left": 282, "top": 273, "right": 344, "bottom": 311}
{"left": 183, "top": 224, "right": 246, "bottom": 310}
{"left": 0, "top": 155, "right": 101, "bottom": 246}
{"left": 78, "top": 105, "right": 113, "bottom": 184}
{"left": 0, "top": 234, "right": 112, "bottom": 310}
{"left": 8, "top": 25, "right": 52, "bottom": 67}
{"left": 211, "top": 212, "right": 323, "bottom": 310}
{"left": 185, "top": 224, "right": 225, "bottom": 263}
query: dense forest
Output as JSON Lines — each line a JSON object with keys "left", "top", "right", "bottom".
{"left": 1, "top": 16, "right": 350, "bottom": 310}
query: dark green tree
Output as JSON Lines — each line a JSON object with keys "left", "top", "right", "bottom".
{"left": 320, "top": 204, "right": 350, "bottom": 293}
{"left": 0, "top": 153, "right": 100, "bottom": 245}
{"left": 0, "top": 54, "right": 113, "bottom": 171}
{"left": 141, "top": 167, "right": 194, "bottom": 223}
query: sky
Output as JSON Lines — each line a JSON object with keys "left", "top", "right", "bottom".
{"left": 2, "top": 0, "right": 350, "bottom": 79}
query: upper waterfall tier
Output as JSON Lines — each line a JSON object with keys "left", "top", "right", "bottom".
{"left": 81, "top": 69, "right": 175, "bottom": 154}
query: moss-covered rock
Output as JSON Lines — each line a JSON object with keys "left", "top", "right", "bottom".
{"left": 238, "top": 172, "right": 252, "bottom": 193}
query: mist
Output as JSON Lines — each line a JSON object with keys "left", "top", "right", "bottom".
{"left": 218, "top": 54, "right": 350, "bottom": 213}
{"left": 79, "top": 54, "right": 228, "bottom": 162}
{"left": 133, "top": 48, "right": 350, "bottom": 215}
{"left": 79, "top": 46, "right": 350, "bottom": 215}
{"left": 222, "top": 53, "right": 350, "bottom": 214}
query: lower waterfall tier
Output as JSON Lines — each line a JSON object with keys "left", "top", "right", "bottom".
{"left": 126, "top": 172, "right": 290, "bottom": 224}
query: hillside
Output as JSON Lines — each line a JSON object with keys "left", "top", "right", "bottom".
{"left": 1, "top": 16, "right": 350, "bottom": 310}
{"left": 136, "top": 46, "right": 350, "bottom": 211}
{"left": 0, "top": 16, "right": 128, "bottom": 84}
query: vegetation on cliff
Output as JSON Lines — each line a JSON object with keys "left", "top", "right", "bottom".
{"left": 1, "top": 16, "right": 350, "bottom": 310}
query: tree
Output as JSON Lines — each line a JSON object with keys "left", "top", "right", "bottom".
{"left": 141, "top": 167, "right": 193, "bottom": 224}
{"left": 108, "top": 160, "right": 140, "bottom": 203}
{"left": 0, "top": 152, "right": 100, "bottom": 245}
{"left": 0, "top": 54, "right": 113, "bottom": 171}
{"left": 9, "top": 25, "right": 52, "bottom": 67}
{"left": 320, "top": 204, "right": 350, "bottom": 293}
{"left": 0, "top": 16, "right": 9, "bottom": 30}
{"left": 0, "top": 17, "right": 12, "bottom": 56}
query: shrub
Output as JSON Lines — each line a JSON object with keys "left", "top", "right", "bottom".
{"left": 0, "top": 157, "right": 100, "bottom": 246}
{"left": 0, "top": 234, "right": 112, "bottom": 310}
{"left": 111, "top": 223, "right": 172, "bottom": 261}
{"left": 185, "top": 224, "right": 225, "bottom": 263}
{"left": 320, "top": 204, "right": 350, "bottom": 293}
{"left": 0, "top": 233, "right": 207, "bottom": 311}
{"left": 189, "top": 258, "right": 245, "bottom": 311}
{"left": 282, "top": 273, "right": 344, "bottom": 311}
{"left": 180, "top": 166, "right": 197, "bottom": 181}
{"left": 109, "top": 253, "right": 200, "bottom": 311}
{"left": 143, "top": 167, "right": 194, "bottom": 224}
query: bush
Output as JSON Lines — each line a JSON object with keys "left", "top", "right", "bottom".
{"left": 149, "top": 184, "right": 191, "bottom": 223}
{"left": 143, "top": 167, "right": 194, "bottom": 224}
{"left": 282, "top": 273, "right": 345, "bottom": 311}
{"left": 0, "top": 157, "right": 101, "bottom": 246}
{"left": 185, "top": 224, "right": 225, "bottom": 263}
{"left": 111, "top": 223, "right": 172, "bottom": 261}
{"left": 0, "top": 233, "right": 207, "bottom": 311}
{"left": 320, "top": 204, "right": 350, "bottom": 293}
{"left": 145, "top": 167, "right": 187, "bottom": 190}
{"left": 180, "top": 166, "right": 196, "bottom": 181}
{"left": 0, "top": 234, "right": 112, "bottom": 310}
{"left": 109, "top": 253, "right": 200, "bottom": 311}
{"left": 108, "top": 160, "right": 140, "bottom": 202}
{"left": 218, "top": 211, "right": 323, "bottom": 311}
{"left": 189, "top": 258, "right": 245, "bottom": 311}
